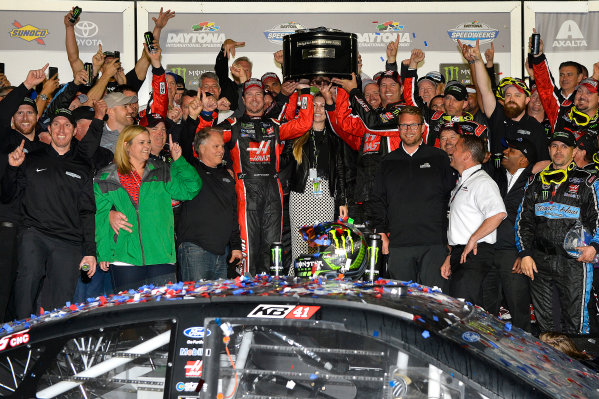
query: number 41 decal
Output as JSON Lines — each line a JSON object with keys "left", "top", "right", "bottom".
{"left": 286, "top": 306, "right": 320, "bottom": 319}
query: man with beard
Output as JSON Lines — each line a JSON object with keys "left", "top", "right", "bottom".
{"left": 185, "top": 79, "right": 313, "bottom": 275}
{"left": 530, "top": 32, "right": 599, "bottom": 137}
{"left": 0, "top": 65, "right": 48, "bottom": 321}
{"left": 369, "top": 107, "right": 455, "bottom": 290}
{"left": 464, "top": 39, "right": 549, "bottom": 163}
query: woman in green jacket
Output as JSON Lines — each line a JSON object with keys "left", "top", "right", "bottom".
{"left": 94, "top": 125, "right": 202, "bottom": 292}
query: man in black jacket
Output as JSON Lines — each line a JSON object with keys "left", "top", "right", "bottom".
{"left": 3, "top": 108, "right": 96, "bottom": 318}
{"left": 177, "top": 127, "right": 242, "bottom": 280}
{"left": 484, "top": 137, "right": 536, "bottom": 331}
{"left": 369, "top": 106, "right": 455, "bottom": 290}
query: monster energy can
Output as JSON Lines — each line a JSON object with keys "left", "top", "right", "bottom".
{"left": 367, "top": 234, "right": 381, "bottom": 281}
{"left": 270, "top": 242, "right": 283, "bottom": 277}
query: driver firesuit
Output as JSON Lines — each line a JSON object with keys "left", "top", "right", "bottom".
{"left": 217, "top": 82, "right": 313, "bottom": 275}
{"left": 516, "top": 147, "right": 599, "bottom": 334}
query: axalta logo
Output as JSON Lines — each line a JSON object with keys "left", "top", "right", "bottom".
{"left": 192, "top": 22, "right": 219, "bottom": 32}
{"left": 358, "top": 21, "right": 411, "bottom": 48}
{"left": 183, "top": 327, "right": 211, "bottom": 339}
{"left": 553, "top": 20, "right": 587, "bottom": 48}
{"left": 264, "top": 22, "right": 305, "bottom": 44}
{"left": 166, "top": 24, "right": 225, "bottom": 48}
{"left": 0, "top": 329, "right": 30, "bottom": 351}
{"left": 9, "top": 21, "right": 48, "bottom": 45}
{"left": 185, "top": 360, "right": 203, "bottom": 377}
{"left": 447, "top": 21, "right": 499, "bottom": 45}
{"left": 247, "top": 140, "right": 271, "bottom": 162}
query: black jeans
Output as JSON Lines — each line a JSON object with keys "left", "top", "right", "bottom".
{"left": 15, "top": 228, "right": 81, "bottom": 319}
{"left": 388, "top": 244, "right": 448, "bottom": 291}
{"left": 482, "top": 248, "right": 531, "bottom": 331}
{"left": 0, "top": 222, "right": 19, "bottom": 322}
{"left": 449, "top": 243, "right": 494, "bottom": 307}
{"left": 110, "top": 263, "right": 176, "bottom": 293}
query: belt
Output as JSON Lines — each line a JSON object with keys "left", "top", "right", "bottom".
{"left": 237, "top": 173, "right": 278, "bottom": 180}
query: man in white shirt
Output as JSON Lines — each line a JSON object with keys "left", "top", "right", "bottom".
{"left": 441, "top": 135, "right": 507, "bottom": 306}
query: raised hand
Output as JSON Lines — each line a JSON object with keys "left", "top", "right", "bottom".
{"left": 24, "top": 64, "right": 49, "bottom": 90}
{"left": 528, "top": 28, "right": 544, "bottom": 56}
{"left": 8, "top": 140, "right": 26, "bottom": 167}
{"left": 331, "top": 73, "right": 358, "bottom": 93}
{"left": 222, "top": 39, "right": 245, "bottom": 58}
{"left": 484, "top": 42, "right": 495, "bottom": 67}
{"left": 273, "top": 50, "right": 283, "bottom": 66}
{"left": 169, "top": 134, "right": 182, "bottom": 161}
{"left": 409, "top": 49, "right": 425, "bottom": 69}
{"left": 93, "top": 99, "right": 108, "bottom": 120}
{"left": 386, "top": 34, "right": 400, "bottom": 63}
{"left": 152, "top": 7, "right": 175, "bottom": 30}
{"left": 64, "top": 7, "right": 80, "bottom": 27}
{"left": 280, "top": 81, "right": 298, "bottom": 97}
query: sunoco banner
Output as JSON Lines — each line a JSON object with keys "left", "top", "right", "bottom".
{"left": 151, "top": 12, "right": 510, "bottom": 54}
{"left": 2, "top": 10, "right": 123, "bottom": 52}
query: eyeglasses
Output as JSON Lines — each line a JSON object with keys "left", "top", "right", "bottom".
{"left": 398, "top": 123, "right": 422, "bottom": 131}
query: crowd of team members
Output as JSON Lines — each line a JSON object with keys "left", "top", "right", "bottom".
{"left": 0, "top": 8, "right": 598, "bottom": 339}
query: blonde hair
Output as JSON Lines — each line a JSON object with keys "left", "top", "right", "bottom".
{"left": 539, "top": 332, "right": 591, "bottom": 360}
{"left": 114, "top": 125, "right": 149, "bottom": 174}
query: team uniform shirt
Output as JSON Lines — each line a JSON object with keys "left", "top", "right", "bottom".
{"left": 531, "top": 54, "right": 599, "bottom": 137}
{"left": 448, "top": 165, "right": 506, "bottom": 246}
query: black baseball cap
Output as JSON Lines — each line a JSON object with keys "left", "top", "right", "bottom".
{"left": 576, "top": 132, "right": 598, "bottom": 154}
{"left": 506, "top": 137, "right": 537, "bottom": 164}
{"left": 19, "top": 97, "right": 37, "bottom": 111}
{"left": 549, "top": 130, "right": 576, "bottom": 147}
{"left": 418, "top": 71, "right": 445, "bottom": 86}
{"left": 444, "top": 81, "right": 467, "bottom": 101}
{"left": 146, "top": 113, "right": 165, "bottom": 128}
{"left": 71, "top": 106, "right": 94, "bottom": 122}
{"left": 49, "top": 108, "right": 76, "bottom": 125}
{"left": 378, "top": 70, "right": 401, "bottom": 85}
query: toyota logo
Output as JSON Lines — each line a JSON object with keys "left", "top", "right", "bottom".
{"left": 75, "top": 21, "right": 98, "bottom": 38}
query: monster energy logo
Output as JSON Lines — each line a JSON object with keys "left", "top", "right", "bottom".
{"left": 367, "top": 246, "right": 380, "bottom": 268}
{"left": 330, "top": 229, "right": 354, "bottom": 254}
{"left": 542, "top": 190, "right": 549, "bottom": 200}
{"left": 444, "top": 66, "right": 460, "bottom": 82}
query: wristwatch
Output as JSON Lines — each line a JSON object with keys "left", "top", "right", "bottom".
{"left": 38, "top": 94, "right": 49, "bottom": 101}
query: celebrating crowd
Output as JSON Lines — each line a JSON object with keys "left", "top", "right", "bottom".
{"left": 1, "top": 8, "right": 599, "bottom": 341}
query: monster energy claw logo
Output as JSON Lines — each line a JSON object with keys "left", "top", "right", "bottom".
{"left": 542, "top": 190, "right": 549, "bottom": 200}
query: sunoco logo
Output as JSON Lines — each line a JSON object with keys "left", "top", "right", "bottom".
{"left": 183, "top": 327, "right": 211, "bottom": 339}
{"left": 553, "top": 20, "right": 586, "bottom": 48}
{"left": 9, "top": 21, "right": 48, "bottom": 45}
{"left": 166, "top": 22, "right": 224, "bottom": 48}
{"left": 358, "top": 21, "right": 412, "bottom": 48}
{"left": 264, "top": 22, "right": 305, "bottom": 44}
{"left": 447, "top": 21, "right": 499, "bottom": 45}
{"left": 192, "top": 22, "right": 219, "bottom": 32}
